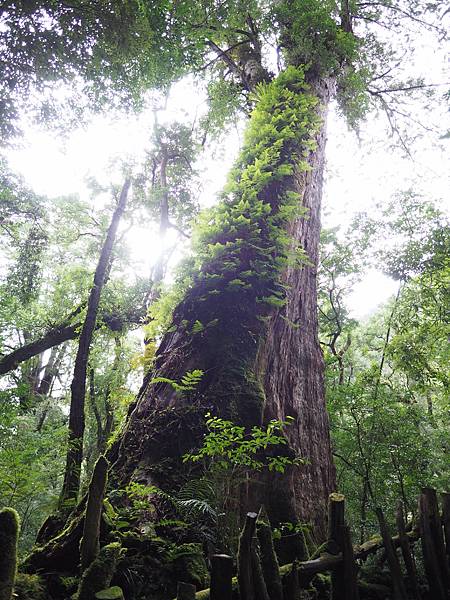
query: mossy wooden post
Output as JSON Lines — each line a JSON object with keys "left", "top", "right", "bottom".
{"left": 210, "top": 554, "right": 233, "bottom": 600}
{"left": 327, "top": 493, "right": 345, "bottom": 600}
{"left": 421, "top": 488, "right": 450, "bottom": 591}
{"left": 442, "top": 493, "right": 450, "bottom": 567}
{"left": 0, "top": 508, "right": 19, "bottom": 600}
{"left": 340, "top": 524, "right": 360, "bottom": 600}
{"left": 177, "top": 582, "right": 196, "bottom": 600}
{"left": 250, "top": 545, "right": 270, "bottom": 600}
{"left": 237, "top": 512, "right": 257, "bottom": 600}
{"left": 80, "top": 455, "right": 108, "bottom": 570}
{"left": 418, "top": 490, "right": 446, "bottom": 600}
{"left": 256, "top": 517, "right": 283, "bottom": 600}
{"left": 395, "top": 501, "right": 421, "bottom": 600}
{"left": 375, "top": 507, "right": 407, "bottom": 600}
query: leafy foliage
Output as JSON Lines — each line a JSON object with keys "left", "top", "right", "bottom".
{"left": 149, "top": 369, "right": 204, "bottom": 393}
{"left": 322, "top": 198, "right": 449, "bottom": 539}
{"left": 184, "top": 413, "right": 302, "bottom": 473}
{"left": 0, "top": 400, "right": 66, "bottom": 553}
{"left": 0, "top": 1, "right": 204, "bottom": 141}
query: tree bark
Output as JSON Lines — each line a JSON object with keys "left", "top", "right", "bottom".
{"left": 259, "top": 76, "right": 335, "bottom": 535}
{"left": 59, "top": 179, "right": 130, "bottom": 508}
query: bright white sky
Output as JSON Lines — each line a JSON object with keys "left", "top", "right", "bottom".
{"left": 5, "top": 51, "right": 449, "bottom": 319}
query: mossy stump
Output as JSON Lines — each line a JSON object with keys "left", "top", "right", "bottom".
{"left": 171, "top": 543, "right": 209, "bottom": 589}
{"left": 256, "top": 517, "right": 283, "bottom": 600}
{"left": 0, "top": 508, "right": 19, "bottom": 600}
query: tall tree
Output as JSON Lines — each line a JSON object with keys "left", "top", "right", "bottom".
{"left": 59, "top": 179, "right": 131, "bottom": 508}
{"left": 106, "top": 0, "right": 446, "bottom": 539}
{"left": 3, "top": 0, "right": 446, "bottom": 549}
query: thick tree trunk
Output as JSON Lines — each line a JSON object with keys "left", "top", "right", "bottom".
{"left": 111, "top": 70, "right": 335, "bottom": 539}
{"left": 259, "top": 77, "right": 335, "bottom": 538}
{"left": 59, "top": 179, "right": 130, "bottom": 508}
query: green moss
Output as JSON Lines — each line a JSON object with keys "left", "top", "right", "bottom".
{"left": 10, "top": 573, "right": 45, "bottom": 600}
{"left": 77, "top": 543, "right": 122, "bottom": 600}
{"left": 0, "top": 508, "right": 19, "bottom": 600}
{"left": 95, "top": 587, "right": 124, "bottom": 599}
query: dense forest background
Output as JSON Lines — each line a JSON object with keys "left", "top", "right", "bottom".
{"left": 0, "top": 1, "right": 449, "bottom": 599}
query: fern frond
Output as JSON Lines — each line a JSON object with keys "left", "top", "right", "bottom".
{"left": 177, "top": 498, "right": 218, "bottom": 521}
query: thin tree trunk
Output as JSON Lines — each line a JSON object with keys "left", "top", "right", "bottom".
{"left": 151, "top": 152, "right": 170, "bottom": 286}
{"left": 143, "top": 148, "right": 170, "bottom": 348}
{"left": 59, "top": 179, "right": 130, "bottom": 508}
{"left": 36, "top": 347, "right": 58, "bottom": 397}
{"left": 36, "top": 343, "right": 67, "bottom": 432}
{"left": 90, "top": 336, "right": 122, "bottom": 456}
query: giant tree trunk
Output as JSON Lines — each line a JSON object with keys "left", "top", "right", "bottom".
{"left": 111, "top": 69, "right": 335, "bottom": 539}
{"left": 259, "top": 77, "right": 335, "bottom": 538}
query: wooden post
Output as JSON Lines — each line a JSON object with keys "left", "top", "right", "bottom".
{"left": 210, "top": 554, "right": 233, "bottom": 600}
{"left": 395, "top": 501, "right": 421, "bottom": 600}
{"left": 328, "top": 493, "right": 345, "bottom": 600}
{"left": 282, "top": 561, "right": 299, "bottom": 600}
{"left": 419, "top": 490, "right": 447, "bottom": 600}
{"left": 177, "top": 582, "right": 196, "bottom": 600}
{"left": 256, "top": 517, "right": 283, "bottom": 600}
{"left": 251, "top": 545, "right": 270, "bottom": 600}
{"left": 375, "top": 507, "right": 408, "bottom": 600}
{"left": 340, "top": 524, "right": 360, "bottom": 600}
{"left": 237, "top": 512, "right": 257, "bottom": 600}
{"left": 442, "top": 492, "right": 450, "bottom": 566}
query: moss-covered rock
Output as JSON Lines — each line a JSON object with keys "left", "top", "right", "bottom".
{"left": 95, "top": 586, "right": 124, "bottom": 599}
{"left": 0, "top": 507, "right": 19, "bottom": 600}
{"left": 77, "top": 543, "right": 122, "bottom": 600}
{"left": 168, "top": 543, "right": 209, "bottom": 590}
